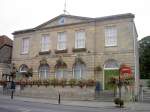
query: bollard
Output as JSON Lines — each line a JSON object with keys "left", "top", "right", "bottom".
{"left": 58, "top": 93, "right": 60, "bottom": 104}
{"left": 11, "top": 90, "right": 14, "bottom": 99}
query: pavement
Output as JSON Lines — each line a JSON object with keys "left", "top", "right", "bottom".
{"left": 1, "top": 94, "right": 150, "bottom": 112}
{"left": 0, "top": 94, "right": 135, "bottom": 109}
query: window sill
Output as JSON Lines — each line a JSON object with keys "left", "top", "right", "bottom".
{"left": 55, "top": 49, "right": 68, "bottom": 54}
{"left": 20, "top": 52, "right": 29, "bottom": 55}
{"left": 39, "top": 50, "right": 51, "bottom": 55}
{"left": 72, "top": 48, "right": 87, "bottom": 52}
{"left": 105, "top": 45, "right": 118, "bottom": 48}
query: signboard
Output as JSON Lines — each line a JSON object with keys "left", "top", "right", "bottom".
{"left": 119, "top": 65, "right": 132, "bottom": 76}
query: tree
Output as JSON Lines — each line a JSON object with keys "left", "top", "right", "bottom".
{"left": 139, "top": 36, "right": 150, "bottom": 79}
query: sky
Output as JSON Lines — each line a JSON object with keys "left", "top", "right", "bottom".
{"left": 0, "top": 0, "right": 150, "bottom": 40}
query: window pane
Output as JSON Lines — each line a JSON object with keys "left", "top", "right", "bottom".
{"left": 22, "top": 38, "right": 29, "bottom": 54}
{"left": 105, "top": 27, "right": 117, "bottom": 46}
{"left": 39, "top": 65, "right": 49, "bottom": 79}
{"left": 73, "top": 64, "right": 86, "bottom": 80}
{"left": 75, "top": 31, "right": 85, "bottom": 48}
{"left": 41, "top": 35, "right": 49, "bottom": 51}
{"left": 56, "top": 69, "right": 64, "bottom": 79}
{"left": 57, "top": 32, "right": 66, "bottom": 50}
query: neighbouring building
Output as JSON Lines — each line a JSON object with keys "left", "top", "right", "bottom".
{"left": 12, "top": 13, "right": 139, "bottom": 94}
{"left": 0, "top": 35, "right": 13, "bottom": 78}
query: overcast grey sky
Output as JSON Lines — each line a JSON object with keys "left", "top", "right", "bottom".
{"left": 0, "top": 0, "right": 149, "bottom": 40}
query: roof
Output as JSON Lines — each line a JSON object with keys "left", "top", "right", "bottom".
{"left": 12, "top": 13, "right": 134, "bottom": 35}
{"left": 0, "top": 35, "right": 13, "bottom": 48}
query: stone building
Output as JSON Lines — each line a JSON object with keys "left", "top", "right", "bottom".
{"left": 12, "top": 13, "right": 139, "bottom": 91}
{"left": 0, "top": 35, "right": 13, "bottom": 78}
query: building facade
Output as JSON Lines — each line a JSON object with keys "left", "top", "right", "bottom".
{"left": 12, "top": 13, "right": 139, "bottom": 91}
{"left": 0, "top": 35, "right": 13, "bottom": 78}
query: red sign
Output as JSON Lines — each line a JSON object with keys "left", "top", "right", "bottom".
{"left": 119, "top": 65, "right": 132, "bottom": 76}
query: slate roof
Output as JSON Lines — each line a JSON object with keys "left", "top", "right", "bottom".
{"left": 0, "top": 35, "right": 13, "bottom": 48}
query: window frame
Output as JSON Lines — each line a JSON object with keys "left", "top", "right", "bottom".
{"left": 105, "top": 26, "right": 117, "bottom": 47}
{"left": 38, "top": 64, "right": 50, "bottom": 79}
{"left": 75, "top": 30, "right": 86, "bottom": 49}
{"left": 21, "top": 37, "right": 30, "bottom": 54}
{"left": 41, "top": 34, "right": 50, "bottom": 52}
{"left": 57, "top": 32, "right": 67, "bottom": 50}
{"left": 73, "top": 63, "right": 86, "bottom": 80}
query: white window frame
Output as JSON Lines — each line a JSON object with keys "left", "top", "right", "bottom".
{"left": 75, "top": 31, "right": 86, "bottom": 49}
{"left": 41, "top": 34, "right": 50, "bottom": 52}
{"left": 105, "top": 26, "right": 117, "bottom": 47}
{"left": 73, "top": 64, "right": 86, "bottom": 80}
{"left": 57, "top": 32, "right": 67, "bottom": 50}
{"left": 39, "top": 65, "right": 49, "bottom": 79}
{"left": 21, "top": 38, "right": 29, "bottom": 54}
{"left": 55, "top": 68, "right": 65, "bottom": 79}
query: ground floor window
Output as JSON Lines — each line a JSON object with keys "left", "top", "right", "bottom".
{"left": 73, "top": 63, "right": 86, "bottom": 80}
{"left": 38, "top": 64, "right": 49, "bottom": 79}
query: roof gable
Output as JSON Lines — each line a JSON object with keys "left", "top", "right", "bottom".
{"left": 35, "top": 14, "right": 93, "bottom": 29}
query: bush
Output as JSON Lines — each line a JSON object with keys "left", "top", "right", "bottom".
{"left": 78, "top": 80, "right": 86, "bottom": 88}
{"left": 59, "top": 79, "right": 67, "bottom": 87}
{"left": 147, "top": 80, "right": 150, "bottom": 88}
{"left": 69, "top": 79, "right": 76, "bottom": 88}
{"left": 50, "top": 78, "right": 58, "bottom": 87}
{"left": 114, "top": 98, "right": 124, "bottom": 107}
{"left": 86, "top": 79, "right": 96, "bottom": 87}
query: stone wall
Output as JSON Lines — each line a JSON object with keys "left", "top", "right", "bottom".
{"left": 14, "top": 85, "right": 95, "bottom": 101}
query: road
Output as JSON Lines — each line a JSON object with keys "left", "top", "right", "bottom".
{"left": 0, "top": 96, "right": 149, "bottom": 112}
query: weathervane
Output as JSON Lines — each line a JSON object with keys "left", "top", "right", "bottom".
{"left": 63, "top": 0, "right": 70, "bottom": 14}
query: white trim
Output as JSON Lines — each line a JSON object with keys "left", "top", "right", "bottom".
{"left": 104, "top": 68, "right": 119, "bottom": 70}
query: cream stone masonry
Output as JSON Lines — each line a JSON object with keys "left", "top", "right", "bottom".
{"left": 12, "top": 13, "right": 139, "bottom": 94}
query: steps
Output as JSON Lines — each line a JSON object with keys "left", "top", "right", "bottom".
{"left": 143, "top": 89, "right": 150, "bottom": 103}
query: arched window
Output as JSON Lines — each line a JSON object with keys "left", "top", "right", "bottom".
{"left": 19, "top": 64, "right": 28, "bottom": 73}
{"left": 73, "top": 63, "right": 86, "bottom": 80}
{"left": 38, "top": 64, "right": 49, "bottom": 79}
{"left": 55, "top": 58, "right": 67, "bottom": 79}
{"left": 73, "top": 57, "right": 86, "bottom": 80}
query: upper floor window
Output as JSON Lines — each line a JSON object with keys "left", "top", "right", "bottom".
{"left": 21, "top": 38, "right": 29, "bottom": 54}
{"left": 75, "top": 31, "right": 85, "bottom": 48}
{"left": 41, "top": 34, "right": 50, "bottom": 52}
{"left": 105, "top": 26, "right": 117, "bottom": 47}
{"left": 57, "top": 32, "right": 66, "bottom": 50}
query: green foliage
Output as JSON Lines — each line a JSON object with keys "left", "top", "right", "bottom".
{"left": 147, "top": 79, "right": 150, "bottom": 88}
{"left": 68, "top": 79, "right": 76, "bottom": 87}
{"left": 114, "top": 98, "right": 124, "bottom": 107}
{"left": 139, "top": 36, "right": 150, "bottom": 79}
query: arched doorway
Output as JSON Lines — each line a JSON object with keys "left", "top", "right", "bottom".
{"left": 103, "top": 59, "right": 119, "bottom": 90}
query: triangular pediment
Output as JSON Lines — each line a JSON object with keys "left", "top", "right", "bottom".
{"left": 35, "top": 14, "right": 93, "bottom": 29}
